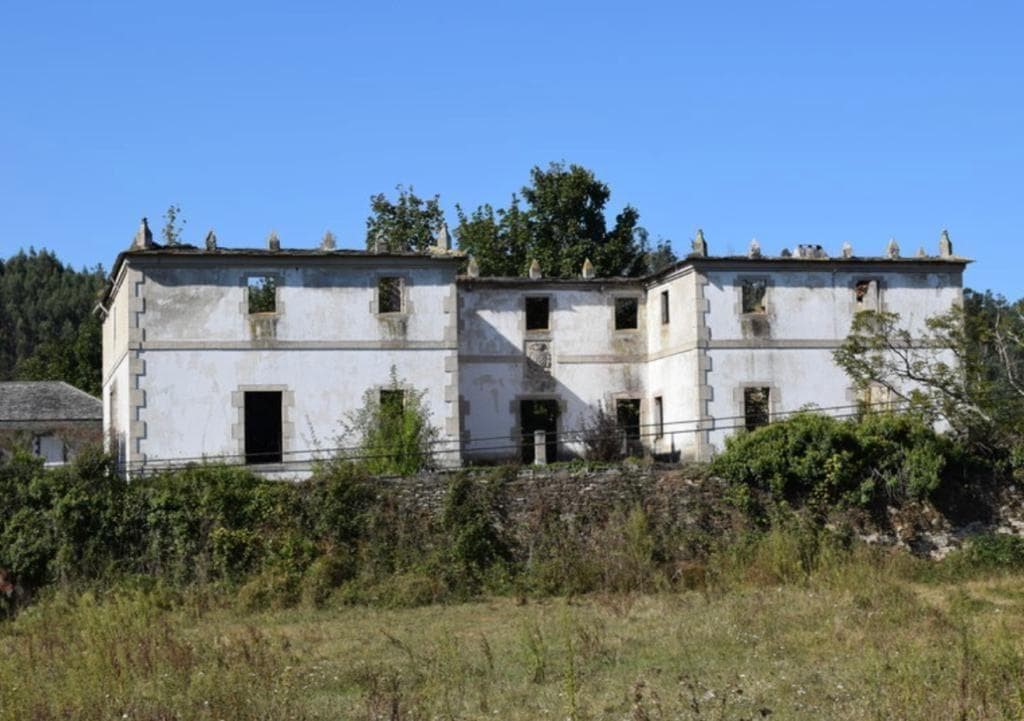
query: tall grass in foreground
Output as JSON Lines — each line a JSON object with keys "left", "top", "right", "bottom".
{"left": 6, "top": 531, "right": 1024, "bottom": 720}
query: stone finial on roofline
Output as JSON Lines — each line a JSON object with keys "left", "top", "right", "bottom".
{"left": 435, "top": 223, "right": 451, "bottom": 251}
{"left": 581, "top": 258, "right": 596, "bottom": 279}
{"left": 939, "top": 229, "right": 953, "bottom": 258}
{"left": 132, "top": 217, "right": 154, "bottom": 250}
{"left": 321, "top": 230, "right": 336, "bottom": 250}
{"left": 267, "top": 231, "right": 281, "bottom": 252}
{"left": 748, "top": 238, "right": 761, "bottom": 259}
{"left": 204, "top": 230, "right": 217, "bottom": 251}
{"left": 780, "top": 248, "right": 792, "bottom": 258}
{"left": 916, "top": 246, "right": 927, "bottom": 258}
{"left": 466, "top": 256, "right": 480, "bottom": 278}
{"left": 886, "top": 238, "right": 900, "bottom": 259}
{"left": 691, "top": 229, "right": 708, "bottom": 257}
{"left": 529, "top": 259, "right": 542, "bottom": 279}
{"left": 841, "top": 241, "right": 853, "bottom": 258}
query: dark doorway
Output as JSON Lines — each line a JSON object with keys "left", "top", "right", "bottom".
{"left": 244, "top": 391, "right": 282, "bottom": 464}
{"left": 520, "top": 399, "right": 559, "bottom": 463}
{"left": 616, "top": 398, "right": 642, "bottom": 456}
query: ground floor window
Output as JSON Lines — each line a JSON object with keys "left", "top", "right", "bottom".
{"left": 616, "top": 398, "right": 642, "bottom": 456}
{"left": 244, "top": 391, "right": 282, "bottom": 464}
{"left": 743, "top": 387, "right": 770, "bottom": 432}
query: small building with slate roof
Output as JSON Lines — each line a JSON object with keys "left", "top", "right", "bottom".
{"left": 0, "top": 381, "right": 103, "bottom": 465}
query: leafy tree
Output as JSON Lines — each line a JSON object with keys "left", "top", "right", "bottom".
{"left": 834, "top": 290, "right": 1024, "bottom": 451}
{"left": 643, "top": 237, "right": 678, "bottom": 275}
{"left": 365, "top": 185, "right": 446, "bottom": 253}
{"left": 454, "top": 195, "right": 531, "bottom": 277}
{"left": 456, "top": 162, "right": 661, "bottom": 278}
{"left": 0, "top": 249, "right": 104, "bottom": 395}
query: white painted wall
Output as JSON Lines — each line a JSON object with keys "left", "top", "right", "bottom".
{"left": 103, "top": 255, "right": 459, "bottom": 476}
{"left": 458, "top": 282, "right": 649, "bottom": 461}
{"left": 700, "top": 263, "right": 965, "bottom": 456}
{"left": 101, "top": 250, "right": 967, "bottom": 473}
{"left": 138, "top": 348, "right": 456, "bottom": 468}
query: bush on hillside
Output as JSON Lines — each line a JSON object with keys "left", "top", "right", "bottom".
{"left": 710, "top": 411, "right": 960, "bottom": 512}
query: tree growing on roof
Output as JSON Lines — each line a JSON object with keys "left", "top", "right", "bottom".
{"left": 364, "top": 185, "right": 446, "bottom": 254}
{"left": 456, "top": 162, "right": 673, "bottom": 278}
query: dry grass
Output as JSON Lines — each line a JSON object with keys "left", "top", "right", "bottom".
{"left": 5, "top": 556, "right": 1024, "bottom": 720}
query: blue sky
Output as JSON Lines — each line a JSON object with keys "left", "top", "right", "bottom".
{"left": 1, "top": 1, "right": 1021, "bottom": 295}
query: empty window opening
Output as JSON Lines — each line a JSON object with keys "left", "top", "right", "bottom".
{"left": 616, "top": 398, "right": 642, "bottom": 456}
{"left": 660, "top": 290, "right": 670, "bottom": 324}
{"left": 244, "top": 391, "right": 282, "bottom": 464}
{"left": 614, "top": 297, "right": 639, "bottom": 330}
{"left": 525, "top": 296, "right": 550, "bottom": 331}
{"left": 520, "top": 399, "right": 559, "bottom": 463}
{"left": 378, "top": 277, "right": 403, "bottom": 313}
{"left": 855, "top": 279, "right": 879, "bottom": 311}
{"left": 743, "top": 387, "right": 770, "bottom": 432}
{"left": 742, "top": 279, "right": 767, "bottom": 314}
{"left": 653, "top": 396, "right": 664, "bottom": 439}
{"left": 247, "top": 276, "right": 277, "bottom": 314}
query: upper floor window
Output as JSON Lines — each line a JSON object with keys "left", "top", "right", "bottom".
{"left": 378, "top": 277, "right": 403, "bottom": 313}
{"left": 741, "top": 279, "right": 767, "bottom": 314}
{"left": 660, "top": 290, "right": 670, "bottom": 324}
{"left": 854, "top": 279, "right": 880, "bottom": 312}
{"left": 525, "top": 296, "right": 550, "bottom": 331}
{"left": 614, "top": 297, "right": 639, "bottom": 330}
{"left": 248, "top": 276, "right": 277, "bottom": 314}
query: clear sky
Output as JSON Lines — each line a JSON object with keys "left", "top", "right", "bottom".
{"left": 1, "top": 1, "right": 1021, "bottom": 296}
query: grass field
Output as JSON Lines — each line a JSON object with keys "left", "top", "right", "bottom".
{"left": 4, "top": 544, "right": 1024, "bottom": 721}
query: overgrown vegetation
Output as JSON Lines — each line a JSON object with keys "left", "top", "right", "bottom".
{"left": 338, "top": 368, "right": 442, "bottom": 475}
{"left": 834, "top": 289, "right": 1024, "bottom": 461}
{"left": 710, "top": 411, "right": 972, "bottom": 514}
{"left": 7, "top": 530, "right": 1024, "bottom": 720}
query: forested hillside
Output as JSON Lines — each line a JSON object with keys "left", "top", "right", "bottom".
{"left": 0, "top": 249, "right": 104, "bottom": 396}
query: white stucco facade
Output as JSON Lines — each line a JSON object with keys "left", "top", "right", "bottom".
{"left": 100, "top": 229, "right": 968, "bottom": 476}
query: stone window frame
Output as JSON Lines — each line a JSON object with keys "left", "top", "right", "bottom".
{"left": 238, "top": 271, "right": 286, "bottom": 318}
{"left": 850, "top": 276, "right": 886, "bottom": 315}
{"left": 609, "top": 291, "right": 643, "bottom": 334}
{"left": 651, "top": 394, "right": 665, "bottom": 439}
{"left": 370, "top": 271, "right": 415, "bottom": 318}
{"left": 733, "top": 382, "right": 780, "bottom": 431}
{"left": 231, "top": 384, "right": 295, "bottom": 468}
{"left": 523, "top": 293, "right": 554, "bottom": 337}
{"left": 735, "top": 275, "right": 772, "bottom": 316}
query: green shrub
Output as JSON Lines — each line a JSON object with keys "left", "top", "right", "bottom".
{"left": 300, "top": 550, "right": 356, "bottom": 608}
{"left": 441, "top": 472, "right": 512, "bottom": 593}
{"left": 711, "top": 411, "right": 959, "bottom": 512}
{"left": 236, "top": 568, "right": 302, "bottom": 612}
{"left": 340, "top": 367, "right": 441, "bottom": 475}
{"left": 955, "top": 534, "right": 1024, "bottom": 571}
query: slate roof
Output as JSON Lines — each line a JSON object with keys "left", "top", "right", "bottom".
{"left": 0, "top": 382, "right": 102, "bottom": 423}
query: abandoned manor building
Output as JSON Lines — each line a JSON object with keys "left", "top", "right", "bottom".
{"left": 99, "top": 220, "right": 968, "bottom": 476}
